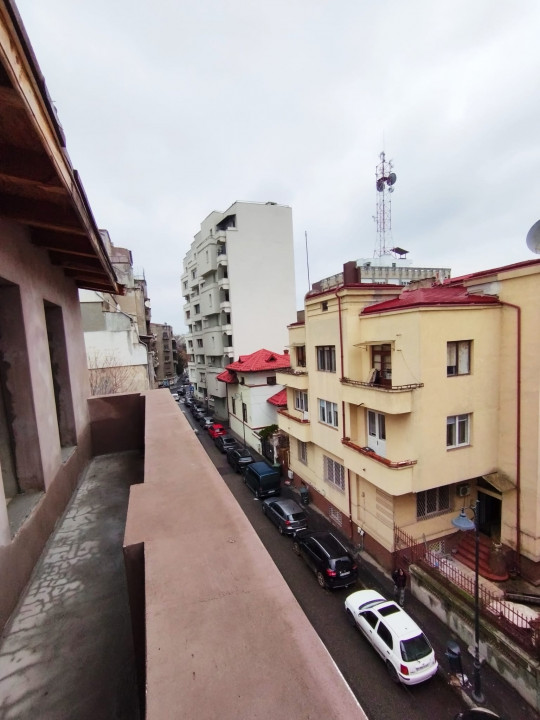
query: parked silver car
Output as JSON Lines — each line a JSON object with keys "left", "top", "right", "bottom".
{"left": 261, "top": 498, "right": 308, "bottom": 536}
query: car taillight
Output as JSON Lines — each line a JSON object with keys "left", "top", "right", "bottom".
{"left": 400, "top": 664, "right": 409, "bottom": 676}
{"left": 285, "top": 520, "right": 291, "bottom": 525}
{"left": 326, "top": 568, "right": 337, "bottom": 577}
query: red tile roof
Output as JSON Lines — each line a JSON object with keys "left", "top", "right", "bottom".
{"left": 267, "top": 389, "right": 287, "bottom": 407}
{"left": 226, "top": 348, "right": 291, "bottom": 373}
{"left": 361, "top": 284, "right": 500, "bottom": 315}
{"left": 216, "top": 369, "right": 237, "bottom": 383}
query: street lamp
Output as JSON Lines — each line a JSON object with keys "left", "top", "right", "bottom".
{"left": 452, "top": 500, "right": 485, "bottom": 704}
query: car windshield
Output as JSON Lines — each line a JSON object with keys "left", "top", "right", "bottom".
{"left": 400, "top": 633, "right": 432, "bottom": 662}
{"left": 237, "top": 450, "right": 252, "bottom": 458}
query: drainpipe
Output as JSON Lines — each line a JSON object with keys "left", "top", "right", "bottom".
{"left": 500, "top": 301, "right": 521, "bottom": 571}
{"left": 336, "top": 291, "right": 353, "bottom": 538}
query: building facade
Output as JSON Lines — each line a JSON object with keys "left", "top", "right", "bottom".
{"left": 150, "top": 322, "right": 178, "bottom": 386}
{"left": 80, "top": 234, "right": 154, "bottom": 394}
{"left": 182, "top": 201, "right": 296, "bottom": 418}
{"left": 277, "top": 259, "right": 540, "bottom": 582}
{"left": 217, "top": 348, "right": 290, "bottom": 456}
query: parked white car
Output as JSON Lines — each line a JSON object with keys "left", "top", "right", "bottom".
{"left": 344, "top": 589, "right": 438, "bottom": 685}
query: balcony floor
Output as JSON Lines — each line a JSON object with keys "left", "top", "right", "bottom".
{"left": 0, "top": 451, "right": 142, "bottom": 720}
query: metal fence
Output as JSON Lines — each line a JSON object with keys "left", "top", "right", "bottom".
{"left": 394, "top": 526, "right": 539, "bottom": 656}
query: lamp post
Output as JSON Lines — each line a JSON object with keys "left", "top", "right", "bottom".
{"left": 452, "top": 500, "right": 484, "bottom": 704}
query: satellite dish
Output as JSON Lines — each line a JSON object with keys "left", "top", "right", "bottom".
{"left": 526, "top": 220, "right": 540, "bottom": 254}
{"left": 376, "top": 178, "right": 385, "bottom": 192}
{"left": 387, "top": 172, "right": 397, "bottom": 186}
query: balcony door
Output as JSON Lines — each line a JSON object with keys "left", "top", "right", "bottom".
{"left": 367, "top": 410, "right": 386, "bottom": 457}
{"left": 371, "top": 344, "right": 392, "bottom": 387}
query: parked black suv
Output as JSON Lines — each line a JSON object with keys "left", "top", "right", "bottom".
{"left": 226, "top": 446, "right": 255, "bottom": 473}
{"left": 292, "top": 531, "right": 358, "bottom": 590}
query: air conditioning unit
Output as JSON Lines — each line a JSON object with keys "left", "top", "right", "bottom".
{"left": 456, "top": 483, "right": 470, "bottom": 498}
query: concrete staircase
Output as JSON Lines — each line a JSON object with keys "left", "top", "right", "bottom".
{"left": 453, "top": 531, "right": 509, "bottom": 582}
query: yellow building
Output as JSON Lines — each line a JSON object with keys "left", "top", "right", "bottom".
{"left": 277, "top": 258, "right": 540, "bottom": 582}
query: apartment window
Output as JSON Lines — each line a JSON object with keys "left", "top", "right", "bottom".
{"left": 194, "top": 304, "right": 200, "bottom": 314}
{"left": 188, "top": 340, "right": 193, "bottom": 348}
{"left": 191, "top": 269, "right": 197, "bottom": 279}
{"left": 298, "top": 440, "right": 308, "bottom": 464}
{"left": 267, "top": 376, "right": 276, "bottom": 385}
{"left": 242, "top": 403, "right": 248, "bottom": 423}
{"left": 294, "top": 391, "right": 308, "bottom": 412}
{"left": 317, "top": 345, "right": 336, "bottom": 372}
{"left": 319, "top": 399, "right": 338, "bottom": 428}
{"left": 321, "top": 301, "right": 328, "bottom": 311}
{"left": 447, "top": 414, "right": 470, "bottom": 448}
{"left": 232, "top": 397, "right": 236, "bottom": 415}
{"left": 447, "top": 341, "right": 471, "bottom": 376}
{"left": 323, "top": 455, "right": 345, "bottom": 491}
{"left": 197, "top": 339, "right": 203, "bottom": 348}
{"left": 296, "top": 345, "right": 306, "bottom": 367}
{"left": 417, "top": 487, "right": 450, "bottom": 519}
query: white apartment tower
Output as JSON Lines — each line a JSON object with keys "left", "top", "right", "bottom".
{"left": 182, "top": 201, "right": 296, "bottom": 419}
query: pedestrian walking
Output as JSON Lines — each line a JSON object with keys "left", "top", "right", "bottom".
{"left": 392, "top": 566, "right": 407, "bottom": 607}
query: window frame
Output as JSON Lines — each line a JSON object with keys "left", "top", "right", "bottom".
{"left": 294, "top": 390, "right": 309, "bottom": 413}
{"left": 319, "top": 399, "right": 338, "bottom": 428}
{"left": 446, "top": 413, "right": 470, "bottom": 449}
{"left": 316, "top": 345, "right": 336, "bottom": 373}
{"left": 447, "top": 340, "right": 471, "bottom": 376}
{"left": 298, "top": 440, "right": 308, "bottom": 464}
{"left": 417, "top": 486, "right": 451, "bottom": 519}
{"left": 323, "top": 455, "right": 345, "bottom": 491}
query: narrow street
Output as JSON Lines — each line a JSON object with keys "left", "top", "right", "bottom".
{"left": 183, "top": 402, "right": 538, "bottom": 720}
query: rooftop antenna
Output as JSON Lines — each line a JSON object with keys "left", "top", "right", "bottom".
{"left": 372, "top": 151, "right": 397, "bottom": 257}
{"left": 305, "top": 230, "right": 311, "bottom": 290}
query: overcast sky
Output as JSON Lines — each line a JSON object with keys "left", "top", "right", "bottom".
{"left": 15, "top": 0, "right": 540, "bottom": 333}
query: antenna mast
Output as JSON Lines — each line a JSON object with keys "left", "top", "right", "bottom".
{"left": 373, "top": 151, "right": 397, "bottom": 257}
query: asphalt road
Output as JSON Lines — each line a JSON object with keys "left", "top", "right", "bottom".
{"left": 181, "top": 402, "right": 536, "bottom": 720}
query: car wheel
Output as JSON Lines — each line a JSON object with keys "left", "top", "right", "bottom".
{"left": 278, "top": 525, "right": 284, "bottom": 535}
{"left": 316, "top": 571, "right": 326, "bottom": 588}
{"left": 346, "top": 609, "right": 356, "bottom": 628}
{"left": 386, "top": 661, "right": 400, "bottom": 684}
{"left": 292, "top": 541, "right": 301, "bottom": 555}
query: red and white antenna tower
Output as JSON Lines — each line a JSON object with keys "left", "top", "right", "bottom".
{"left": 373, "top": 151, "right": 397, "bottom": 257}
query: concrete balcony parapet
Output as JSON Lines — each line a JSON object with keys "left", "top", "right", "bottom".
{"left": 341, "top": 377, "right": 423, "bottom": 415}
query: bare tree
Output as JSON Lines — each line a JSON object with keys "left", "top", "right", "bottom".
{"left": 87, "top": 351, "right": 140, "bottom": 396}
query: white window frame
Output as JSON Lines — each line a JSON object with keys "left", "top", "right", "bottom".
{"left": 298, "top": 440, "right": 308, "bottom": 464}
{"left": 323, "top": 455, "right": 345, "bottom": 491}
{"left": 294, "top": 391, "right": 309, "bottom": 412}
{"left": 447, "top": 340, "right": 471, "bottom": 376}
{"left": 447, "top": 414, "right": 470, "bottom": 449}
{"left": 319, "top": 399, "right": 338, "bottom": 428}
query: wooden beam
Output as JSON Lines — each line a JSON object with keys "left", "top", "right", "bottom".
{"left": 0, "top": 192, "right": 83, "bottom": 233}
{"left": 0, "top": 141, "right": 63, "bottom": 187}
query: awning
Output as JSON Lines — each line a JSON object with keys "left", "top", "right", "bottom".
{"left": 482, "top": 472, "right": 516, "bottom": 493}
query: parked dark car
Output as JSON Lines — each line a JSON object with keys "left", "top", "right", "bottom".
{"left": 227, "top": 446, "right": 255, "bottom": 473}
{"left": 215, "top": 435, "right": 238, "bottom": 454}
{"left": 261, "top": 498, "right": 308, "bottom": 536}
{"left": 292, "top": 531, "right": 358, "bottom": 590}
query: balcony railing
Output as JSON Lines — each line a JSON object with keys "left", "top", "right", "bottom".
{"left": 341, "top": 438, "right": 417, "bottom": 469}
{"left": 341, "top": 377, "right": 423, "bottom": 415}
